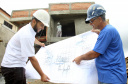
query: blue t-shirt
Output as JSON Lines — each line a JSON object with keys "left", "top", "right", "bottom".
{"left": 93, "top": 25, "right": 127, "bottom": 83}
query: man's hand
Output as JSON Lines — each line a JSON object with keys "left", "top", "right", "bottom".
{"left": 35, "top": 38, "right": 45, "bottom": 47}
{"left": 72, "top": 56, "right": 82, "bottom": 65}
{"left": 41, "top": 74, "right": 50, "bottom": 82}
{"left": 73, "top": 51, "right": 100, "bottom": 65}
{"left": 29, "top": 56, "right": 49, "bottom": 82}
{"left": 91, "top": 29, "right": 100, "bottom": 35}
{"left": 40, "top": 43, "right": 45, "bottom": 47}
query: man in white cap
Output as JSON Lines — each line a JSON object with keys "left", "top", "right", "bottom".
{"left": 1, "top": 9, "right": 50, "bottom": 84}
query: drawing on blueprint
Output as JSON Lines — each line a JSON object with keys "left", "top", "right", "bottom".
{"left": 25, "top": 31, "right": 98, "bottom": 84}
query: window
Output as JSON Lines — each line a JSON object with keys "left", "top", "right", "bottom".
{"left": 55, "top": 20, "right": 75, "bottom": 37}
{"left": 52, "top": 14, "right": 76, "bottom": 37}
{"left": 61, "top": 21, "right": 75, "bottom": 37}
{"left": 4, "top": 20, "right": 13, "bottom": 29}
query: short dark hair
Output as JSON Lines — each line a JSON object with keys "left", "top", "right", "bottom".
{"left": 99, "top": 14, "right": 106, "bottom": 22}
{"left": 32, "top": 16, "right": 40, "bottom": 22}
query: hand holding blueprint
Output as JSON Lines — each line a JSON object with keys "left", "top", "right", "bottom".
{"left": 25, "top": 31, "right": 98, "bottom": 84}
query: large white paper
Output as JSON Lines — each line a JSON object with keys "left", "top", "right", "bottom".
{"left": 25, "top": 31, "right": 98, "bottom": 84}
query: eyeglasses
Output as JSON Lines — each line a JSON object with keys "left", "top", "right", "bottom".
{"left": 40, "top": 24, "right": 44, "bottom": 28}
{"left": 89, "top": 17, "right": 98, "bottom": 24}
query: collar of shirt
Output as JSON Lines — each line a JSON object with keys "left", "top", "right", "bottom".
{"left": 29, "top": 22, "right": 36, "bottom": 36}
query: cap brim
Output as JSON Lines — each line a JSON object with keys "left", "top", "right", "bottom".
{"left": 85, "top": 20, "right": 90, "bottom": 24}
{"left": 85, "top": 18, "right": 90, "bottom": 24}
{"left": 41, "top": 21, "right": 49, "bottom": 27}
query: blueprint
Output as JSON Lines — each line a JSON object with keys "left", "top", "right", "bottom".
{"left": 25, "top": 31, "right": 98, "bottom": 84}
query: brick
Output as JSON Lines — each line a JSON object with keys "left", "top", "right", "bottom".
{"left": 71, "top": 3, "right": 91, "bottom": 10}
{"left": 31, "top": 10, "right": 37, "bottom": 16}
{"left": 30, "top": 9, "right": 49, "bottom": 16}
{"left": 12, "top": 11, "right": 29, "bottom": 18}
{"left": 50, "top": 4, "right": 69, "bottom": 11}
{"left": 0, "top": 8, "right": 10, "bottom": 18}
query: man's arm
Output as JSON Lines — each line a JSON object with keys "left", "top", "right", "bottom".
{"left": 73, "top": 50, "right": 100, "bottom": 65}
{"left": 29, "top": 56, "right": 50, "bottom": 82}
{"left": 35, "top": 38, "right": 45, "bottom": 47}
{"left": 91, "top": 29, "right": 100, "bottom": 35}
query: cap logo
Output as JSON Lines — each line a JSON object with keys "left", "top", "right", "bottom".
{"left": 91, "top": 6, "right": 96, "bottom": 15}
{"left": 93, "top": 6, "right": 96, "bottom": 10}
{"left": 97, "top": 7, "right": 104, "bottom": 10}
{"left": 92, "top": 11, "right": 94, "bottom": 15}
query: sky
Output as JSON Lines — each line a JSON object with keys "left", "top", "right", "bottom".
{"left": 0, "top": 0, "right": 128, "bottom": 57}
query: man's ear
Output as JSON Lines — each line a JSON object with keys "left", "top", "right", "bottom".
{"left": 31, "top": 19, "right": 37, "bottom": 28}
{"left": 32, "top": 19, "right": 37, "bottom": 25}
{"left": 99, "top": 17, "right": 102, "bottom": 23}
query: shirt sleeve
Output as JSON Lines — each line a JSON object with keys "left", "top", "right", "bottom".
{"left": 93, "top": 31, "right": 112, "bottom": 54}
{"left": 20, "top": 37, "right": 35, "bottom": 57}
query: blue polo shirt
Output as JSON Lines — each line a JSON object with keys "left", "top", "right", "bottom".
{"left": 93, "top": 25, "right": 127, "bottom": 83}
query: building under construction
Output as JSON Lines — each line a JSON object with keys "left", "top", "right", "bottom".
{"left": 0, "top": 1, "right": 95, "bottom": 71}
{"left": 10, "top": 2, "right": 94, "bottom": 42}
{"left": 0, "top": 2, "right": 128, "bottom": 84}
{"left": 9, "top": 2, "right": 95, "bottom": 52}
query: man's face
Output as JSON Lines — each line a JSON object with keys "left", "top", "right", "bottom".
{"left": 89, "top": 17, "right": 100, "bottom": 29}
{"left": 33, "top": 21, "right": 45, "bottom": 33}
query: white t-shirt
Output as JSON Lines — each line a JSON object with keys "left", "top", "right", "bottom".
{"left": 1, "top": 23, "right": 36, "bottom": 68}
{"left": 57, "top": 25, "right": 62, "bottom": 31}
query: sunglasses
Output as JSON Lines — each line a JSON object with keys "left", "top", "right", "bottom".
{"left": 89, "top": 17, "right": 98, "bottom": 23}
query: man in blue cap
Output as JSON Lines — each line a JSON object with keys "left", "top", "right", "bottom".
{"left": 73, "top": 4, "right": 127, "bottom": 84}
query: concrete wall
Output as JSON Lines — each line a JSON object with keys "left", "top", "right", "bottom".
{"left": 46, "top": 2, "right": 94, "bottom": 43}
{"left": 10, "top": 2, "right": 94, "bottom": 44}
{"left": 0, "top": 25, "right": 16, "bottom": 65}
{"left": 0, "top": 10, "right": 17, "bottom": 65}
{"left": 0, "top": 12, "right": 18, "bottom": 32}
{"left": 47, "top": 14, "right": 92, "bottom": 43}
{"left": 75, "top": 17, "right": 92, "bottom": 35}
{"left": 47, "top": 17, "right": 92, "bottom": 42}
